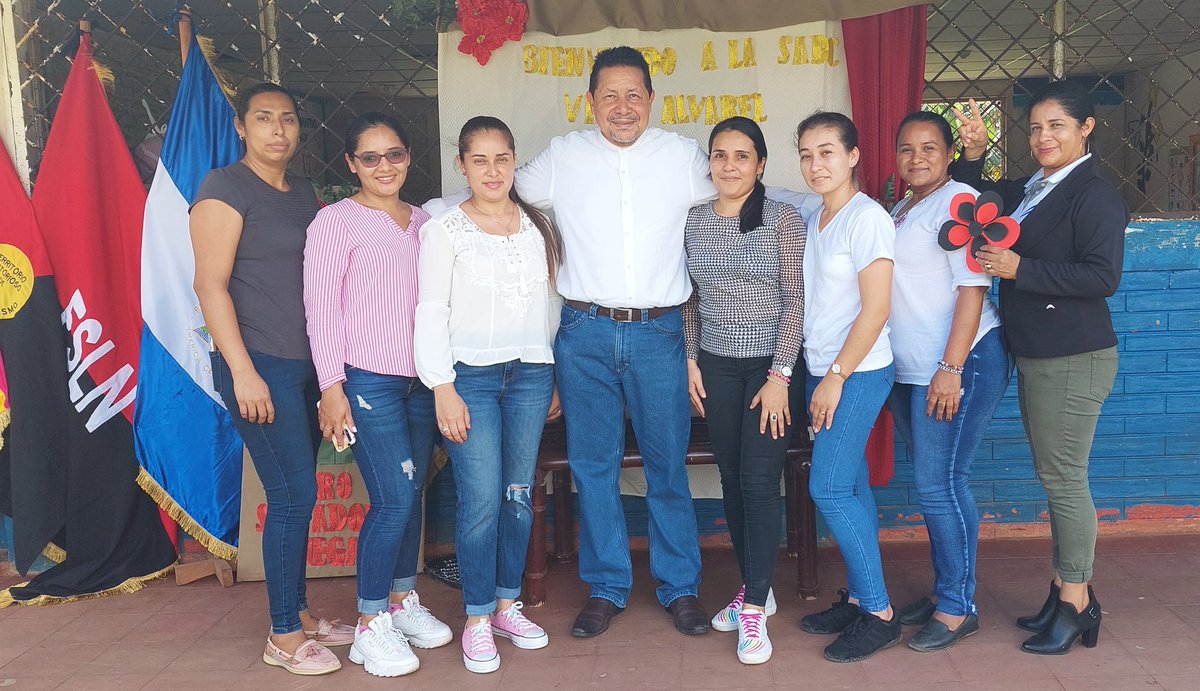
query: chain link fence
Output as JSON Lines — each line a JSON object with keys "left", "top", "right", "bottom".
{"left": 10, "top": 0, "right": 440, "bottom": 203}
{"left": 7, "top": 0, "right": 1200, "bottom": 215}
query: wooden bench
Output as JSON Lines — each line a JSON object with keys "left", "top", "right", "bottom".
{"left": 523, "top": 416, "right": 820, "bottom": 606}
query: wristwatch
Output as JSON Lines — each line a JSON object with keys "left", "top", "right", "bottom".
{"left": 830, "top": 363, "right": 849, "bottom": 381}
{"left": 780, "top": 366, "right": 793, "bottom": 378}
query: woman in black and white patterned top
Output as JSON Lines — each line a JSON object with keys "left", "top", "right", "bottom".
{"left": 682, "top": 116, "right": 806, "bottom": 666}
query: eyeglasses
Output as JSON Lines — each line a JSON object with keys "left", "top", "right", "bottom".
{"left": 351, "top": 148, "right": 409, "bottom": 167}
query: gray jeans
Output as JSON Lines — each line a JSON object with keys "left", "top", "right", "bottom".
{"left": 1016, "top": 346, "right": 1118, "bottom": 583}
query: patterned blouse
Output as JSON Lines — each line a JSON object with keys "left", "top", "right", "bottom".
{"left": 682, "top": 197, "right": 806, "bottom": 374}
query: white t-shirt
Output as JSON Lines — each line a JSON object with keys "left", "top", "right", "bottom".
{"left": 802, "top": 192, "right": 895, "bottom": 375}
{"left": 413, "top": 205, "right": 561, "bottom": 388}
{"left": 889, "top": 181, "right": 1002, "bottom": 385}
{"left": 515, "top": 128, "right": 716, "bottom": 308}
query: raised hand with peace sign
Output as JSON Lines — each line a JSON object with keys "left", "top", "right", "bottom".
{"left": 950, "top": 98, "right": 989, "bottom": 161}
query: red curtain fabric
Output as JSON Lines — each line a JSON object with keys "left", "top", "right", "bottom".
{"left": 842, "top": 6, "right": 928, "bottom": 487}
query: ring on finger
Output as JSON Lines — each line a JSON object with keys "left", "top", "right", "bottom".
{"left": 769, "top": 413, "right": 779, "bottom": 421}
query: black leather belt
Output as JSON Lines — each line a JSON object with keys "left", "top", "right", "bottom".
{"left": 564, "top": 299, "right": 680, "bottom": 323}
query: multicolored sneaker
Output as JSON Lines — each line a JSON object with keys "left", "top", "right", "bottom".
{"left": 348, "top": 614, "right": 420, "bottom": 678}
{"left": 390, "top": 591, "right": 453, "bottom": 649}
{"left": 737, "top": 610, "right": 773, "bottom": 665}
{"left": 490, "top": 601, "right": 549, "bottom": 649}
{"left": 711, "top": 586, "right": 778, "bottom": 632}
{"left": 462, "top": 619, "right": 500, "bottom": 674}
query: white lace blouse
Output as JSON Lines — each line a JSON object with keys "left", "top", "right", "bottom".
{"left": 414, "top": 203, "right": 561, "bottom": 388}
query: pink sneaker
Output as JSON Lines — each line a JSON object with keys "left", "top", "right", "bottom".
{"left": 712, "top": 586, "right": 778, "bottom": 632}
{"left": 262, "top": 637, "right": 341, "bottom": 676}
{"left": 462, "top": 619, "right": 500, "bottom": 674}
{"left": 490, "top": 601, "right": 548, "bottom": 649}
{"left": 304, "top": 617, "right": 355, "bottom": 647}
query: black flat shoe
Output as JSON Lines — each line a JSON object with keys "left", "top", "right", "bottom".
{"left": 1021, "top": 592, "right": 1101, "bottom": 655}
{"left": 897, "top": 596, "right": 936, "bottom": 626}
{"left": 801, "top": 588, "right": 859, "bottom": 635}
{"left": 908, "top": 614, "right": 980, "bottom": 652}
{"left": 1016, "top": 580, "right": 1060, "bottom": 633}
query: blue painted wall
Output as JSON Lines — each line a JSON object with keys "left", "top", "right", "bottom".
{"left": 417, "top": 220, "right": 1200, "bottom": 545}
{"left": 880, "top": 219, "right": 1200, "bottom": 532}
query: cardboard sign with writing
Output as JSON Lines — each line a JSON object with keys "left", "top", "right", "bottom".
{"left": 237, "top": 443, "right": 369, "bottom": 581}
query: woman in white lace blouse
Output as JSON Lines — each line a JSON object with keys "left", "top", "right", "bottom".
{"left": 414, "top": 116, "right": 563, "bottom": 674}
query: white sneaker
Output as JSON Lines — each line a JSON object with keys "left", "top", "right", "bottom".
{"left": 712, "top": 586, "right": 778, "bottom": 632}
{"left": 737, "top": 609, "right": 773, "bottom": 665}
{"left": 348, "top": 614, "right": 420, "bottom": 677}
{"left": 390, "top": 591, "right": 453, "bottom": 649}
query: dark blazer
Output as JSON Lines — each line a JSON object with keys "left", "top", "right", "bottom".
{"left": 949, "top": 155, "right": 1128, "bottom": 359}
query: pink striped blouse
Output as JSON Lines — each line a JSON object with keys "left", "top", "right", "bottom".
{"left": 303, "top": 197, "right": 430, "bottom": 390}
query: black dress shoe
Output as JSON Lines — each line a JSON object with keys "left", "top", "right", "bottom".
{"left": 666, "top": 595, "right": 709, "bottom": 635}
{"left": 1016, "top": 580, "right": 1060, "bottom": 632}
{"left": 571, "top": 597, "right": 623, "bottom": 638}
{"left": 907, "top": 614, "right": 980, "bottom": 652}
{"left": 800, "top": 588, "right": 859, "bottom": 634}
{"left": 897, "top": 596, "right": 936, "bottom": 626}
{"left": 1021, "top": 591, "right": 1101, "bottom": 655}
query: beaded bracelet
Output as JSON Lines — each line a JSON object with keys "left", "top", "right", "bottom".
{"left": 937, "top": 360, "right": 964, "bottom": 376}
{"left": 767, "top": 369, "right": 791, "bottom": 386}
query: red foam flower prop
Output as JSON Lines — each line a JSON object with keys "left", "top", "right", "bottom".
{"left": 456, "top": 0, "right": 527, "bottom": 66}
{"left": 938, "top": 191, "right": 1021, "bottom": 273}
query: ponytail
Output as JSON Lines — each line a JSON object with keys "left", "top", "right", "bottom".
{"left": 740, "top": 180, "right": 766, "bottom": 233}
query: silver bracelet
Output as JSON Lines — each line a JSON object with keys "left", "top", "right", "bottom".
{"left": 937, "top": 360, "right": 964, "bottom": 376}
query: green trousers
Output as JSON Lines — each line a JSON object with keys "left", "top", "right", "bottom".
{"left": 1016, "top": 346, "right": 1118, "bottom": 583}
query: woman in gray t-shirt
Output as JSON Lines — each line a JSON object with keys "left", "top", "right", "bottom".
{"left": 191, "top": 83, "right": 345, "bottom": 677}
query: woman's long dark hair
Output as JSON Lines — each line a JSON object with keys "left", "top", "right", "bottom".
{"left": 457, "top": 116, "right": 562, "bottom": 278}
{"left": 709, "top": 116, "right": 768, "bottom": 233}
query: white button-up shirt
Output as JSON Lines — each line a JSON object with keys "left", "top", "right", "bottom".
{"left": 516, "top": 128, "right": 716, "bottom": 308}
{"left": 1011, "top": 153, "right": 1092, "bottom": 221}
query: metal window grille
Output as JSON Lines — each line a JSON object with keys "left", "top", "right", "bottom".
{"left": 7, "top": 0, "right": 1200, "bottom": 216}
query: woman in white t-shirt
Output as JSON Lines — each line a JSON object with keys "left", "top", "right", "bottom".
{"left": 886, "top": 111, "right": 1009, "bottom": 653}
{"left": 794, "top": 111, "right": 899, "bottom": 663}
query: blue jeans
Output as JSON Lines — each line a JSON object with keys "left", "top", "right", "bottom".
{"left": 554, "top": 305, "right": 701, "bottom": 608}
{"left": 889, "top": 328, "right": 1010, "bottom": 616}
{"left": 806, "top": 364, "right": 895, "bottom": 613}
{"left": 212, "top": 350, "right": 319, "bottom": 635}
{"left": 342, "top": 367, "right": 437, "bottom": 615}
{"left": 445, "top": 360, "right": 554, "bottom": 617}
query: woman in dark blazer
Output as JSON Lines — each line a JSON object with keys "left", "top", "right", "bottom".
{"left": 950, "top": 80, "right": 1127, "bottom": 655}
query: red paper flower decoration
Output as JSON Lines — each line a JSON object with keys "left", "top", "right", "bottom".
{"left": 938, "top": 191, "right": 1021, "bottom": 273}
{"left": 457, "top": 0, "right": 528, "bottom": 66}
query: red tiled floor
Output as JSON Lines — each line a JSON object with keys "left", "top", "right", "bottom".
{"left": 3, "top": 534, "right": 1200, "bottom": 689}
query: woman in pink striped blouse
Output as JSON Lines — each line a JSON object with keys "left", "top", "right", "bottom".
{"left": 303, "top": 113, "right": 452, "bottom": 678}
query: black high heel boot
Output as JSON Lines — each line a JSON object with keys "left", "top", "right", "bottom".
{"left": 1020, "top": 589, "right": 1101, "bottom": 655}
{"left": 1016, "top": 580, "right": 1060, "bottom": 633}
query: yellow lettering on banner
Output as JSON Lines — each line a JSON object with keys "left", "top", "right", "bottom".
{"left": 776, "top": 36, "right": 839, "bottom": 66}
{"left": 524, "top": 44, "right": 548, "bottom": 74}
{"left": 701, "top": 41, "right": 717, "bottom": 71}
{"left": 662, "top": 93, "right": 764, "bottom": 125}
{"left": 811, "top": 35, "right": 840, "bottom": 67}
{"left": 728, "top": 37, "right": 756, "bottom": 69}
{"left": 564, "top": 94, "right": 593, "bottom": 124}
{"left": 638, "top": 47, "right": 677, "bottom": 76}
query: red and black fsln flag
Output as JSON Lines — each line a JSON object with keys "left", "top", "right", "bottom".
{"left": 0, "top": 31, "right": 175, "bottom": 604}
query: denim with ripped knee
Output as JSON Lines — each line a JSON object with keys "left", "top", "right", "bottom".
{"left": 342, "top": 366, "right": 437, "bottom": 615}
{"left": 444, "top": 360, "right": 554, "bottom": 616}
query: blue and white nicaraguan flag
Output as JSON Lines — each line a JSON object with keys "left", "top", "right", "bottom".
{"left": 134, "top": 30, "right": 244, "bottom": 559}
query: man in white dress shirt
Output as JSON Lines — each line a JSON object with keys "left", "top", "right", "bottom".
{"left": 517, "top": 46, "right": 716, "bottom": 638}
